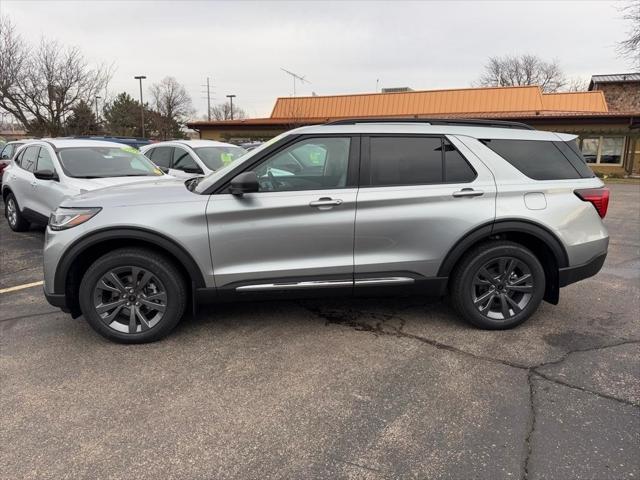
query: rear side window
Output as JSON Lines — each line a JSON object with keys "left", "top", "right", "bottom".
{"left": 481, "top": 139, "right": 586, "bottom": 180}
{"left": 369, "top": 137, "right": 442, "bottom": 186}
{"left": 554, "top": 140, "right": 594, "bottom": 178}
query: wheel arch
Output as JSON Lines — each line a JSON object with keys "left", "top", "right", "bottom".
{"left": 438, "top": 219, "right": 569, "bottom": 304}
{"left": 55, "top": 228, "right": 206, "bottom": 317}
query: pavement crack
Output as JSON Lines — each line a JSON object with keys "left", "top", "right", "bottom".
{"left": 532, "top": 339, "right": 640, "bottom": 372}
{"left": 531, "top": 370, "right": 639, "bottom": 407}
{"left": 337, "top": 459, "right": 391, "bottom": 478}
{"left": 522, "top": 370, "right": 536, "bottom": 480}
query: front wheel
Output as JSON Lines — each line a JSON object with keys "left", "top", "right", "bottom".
{"left": 5, "top": 193, "right": 30, "bottom": 232}
{"left": 79, "top": 248, "right": 187, "bottom": 343}
{"left": 450, "top": 241, "right": 545, "bottom": 329}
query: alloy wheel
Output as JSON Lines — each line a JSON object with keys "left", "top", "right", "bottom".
{"left": 472, "top": 256, "right": 534, "bottom": 321}
{"left": 7, "top": 198, "right": 17, "bottom": 227}
{"left": 92, "top": 266, "right": 167, "bottom": 334}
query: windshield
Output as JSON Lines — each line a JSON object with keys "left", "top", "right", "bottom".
{"left": 58, "top": 146, "right": 164, "bottom": 178}
{"left": 194, "top": 146, "right": 247, "bottom": 171}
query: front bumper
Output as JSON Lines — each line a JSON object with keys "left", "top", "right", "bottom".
{"left": 43, "top": 289, "right": 70, "bottom": 312}
{"left": 558, "top": 253, "right": 607, "bottom": 287}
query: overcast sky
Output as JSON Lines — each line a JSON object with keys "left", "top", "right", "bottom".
{"left": 2, "top": 0, "right": 633, "bottom": 119}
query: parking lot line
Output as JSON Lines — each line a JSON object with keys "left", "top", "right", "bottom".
{"left": 0, "top": 280, "right": 44, "bottom": 294}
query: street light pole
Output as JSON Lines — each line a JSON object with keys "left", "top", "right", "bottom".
{"left": 226, "top": 94, "right": 236, "bottom": 120}
{"left": 134, "top": 75, "right": 147, "bottom": 138}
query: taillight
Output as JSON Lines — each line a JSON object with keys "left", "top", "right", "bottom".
{"left": 574, "top": 187, "right": 610, "bottom": 218}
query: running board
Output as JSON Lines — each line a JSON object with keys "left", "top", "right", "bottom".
{"left": 235, "top": 277, "right": 414, "bottom": 292}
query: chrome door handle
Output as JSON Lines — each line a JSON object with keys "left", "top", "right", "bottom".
{"left": 309, "top": 197, "right": 343, "bottom": 208}
{"left": 453, "top": 188, "right": 484, "bottom": 198}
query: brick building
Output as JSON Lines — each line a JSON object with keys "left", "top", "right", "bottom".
{"left": 188, "top": 76, "right": 640, "bottom": 177}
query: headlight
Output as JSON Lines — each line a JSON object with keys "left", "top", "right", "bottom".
{"left": 49, "top": 207, "right": 101, "bottom": 231}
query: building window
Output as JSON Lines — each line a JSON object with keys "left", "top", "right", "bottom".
{"left": 579, "top": 136, "right": 625, "bottom": 165}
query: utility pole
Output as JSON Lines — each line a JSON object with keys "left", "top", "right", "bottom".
{"left": 207, "top": 77, "right": 211, "bottom": 121}
{"left": 280, "top": 67, "right": 310, "bottom": 97}
{"left": 226, "top": 94, "right": 236, "bottom": 120}
{"left": 134, "top": 75, "right": 147, "bottom": 138}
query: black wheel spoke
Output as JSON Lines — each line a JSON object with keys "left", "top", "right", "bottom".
{"left": 96, "top": 298, "right": 126, "bottom": 315}
{"left": 94, "top": 265, "right": 167, "bottom": 335}
{"left": 472, "top": 256, "right": 534, "bottom": 321}
{"left": 128, "top": 307, "right": 137, "bottom": 333}
{"left": 507, "top": 284, "right": 533, "bottom": 293}
{"left": 499, "top": 294, "right": 511, "bottom": 319}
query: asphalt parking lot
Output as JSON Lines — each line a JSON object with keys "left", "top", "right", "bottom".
{"left": 1, "top": 184, "right": 638, "bottom": 480}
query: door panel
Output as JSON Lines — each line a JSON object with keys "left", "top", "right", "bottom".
{"left": 207, "top": 189, "right": 357, "bottom": 288}
{"left": 11, "top": 146, "right": 39, "bottom": 213}
{"left": 207, "top": 135, "right": 358, "bottom": 289}
{"left": 31, "top": 146, "right": 67, "bottom": 216}
{"left": 354, "top": 135, "right": 496, "bottom": 280}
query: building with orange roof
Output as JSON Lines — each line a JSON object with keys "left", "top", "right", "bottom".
{"left": 187, "top": 77, "right": 640, "bottom": 176}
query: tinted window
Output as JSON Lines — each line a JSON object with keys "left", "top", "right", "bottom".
{"left": 173, "top": 148, "right": 201, "bottom": 172}
{"left": 21, "top": 146, "right": 39, "bottom": 172}
{"left": 58, "top": 146, "right": 163, "bottom": 178}
{"left": 148, "top": 147, "right": 173, "bottom": 168}
{"left": 482, "top": 139, "right": 582, "bottom": 180}
{"left": 36, "top": 147, "right": 55, "bottom": 172}
{"left": 444, "top": 141, "right": 475, "bottom": 183}
{"left": 554, "top": 141, "right": 594, "bottom": 178}
{"left": 255, "top": 137, "right": 350, "bottom": 192}
{"left": 370, "top": 137, "right": 442, "bottom": 186}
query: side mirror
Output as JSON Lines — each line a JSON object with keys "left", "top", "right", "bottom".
{"left": 34, "top": 169, "right": 58, "bottom": 181}
{"left": 182, "top": 166, "right": 204, "bottom": 175}
{"left": 229, "top": 171, "right": 259, "bottom": 196}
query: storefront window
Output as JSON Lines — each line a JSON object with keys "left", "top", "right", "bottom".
{"left": 580, "top": 138, "right": 599, "bottom": 163}
{"left": 599, "top": 137, "right": 624, "bottom": 164}
{"left": 579, "top": 136, "right": 625, "bottom": 165}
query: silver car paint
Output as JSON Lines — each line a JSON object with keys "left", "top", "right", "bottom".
{"left": 455, "top": 135, "right": 609, "bottom": 265}
{"left": 42, "top": 123, "right": 609, "bottom": 300}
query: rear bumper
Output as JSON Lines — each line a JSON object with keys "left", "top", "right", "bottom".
{"left": 558, "top": 253, "right": 607, "bottom": 287}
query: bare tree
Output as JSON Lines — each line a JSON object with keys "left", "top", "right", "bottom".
{"left": 210, "top": 101, "right": 246, "bottom": 121}
{"left": 0, "top": 15, "right": 111, "bottom": 136}
{"left": 477, "top": 54, "right": 567, "bottom": 93}
{"left": 617, "top": 0, "right": 640, "bottom": 68}
{"left": 149, "top": 76, "right": 194, "bottom": 139}
{"left": 565, "top": 77, "right": 590, "bottom": 92}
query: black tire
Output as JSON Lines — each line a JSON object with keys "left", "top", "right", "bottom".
{"left": 79, "top": 248, "right": 187, "bottom": 343}
{"left": 450, "top": 240, "right": 545, "bottom": 329}
{"left": 5, "top": 193, "right": 30, "bottom": 232}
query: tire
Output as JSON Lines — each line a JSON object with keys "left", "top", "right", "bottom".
{"left": 5, "top": 193, "right": 30, "bottom": 232}
{"left": 79, "top": 248, "right": 187, "bottom": 343}
{"left": 450, "top": 240, "right": 545, "bottom": 330}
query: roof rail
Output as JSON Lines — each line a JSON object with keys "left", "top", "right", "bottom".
{"left": 325, "top": 117, "right": 535, "bottom": 130}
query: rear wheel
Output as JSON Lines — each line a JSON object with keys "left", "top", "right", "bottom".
{"left": 5, "top": 193, "right": 30, "bottom": 232}
{"left": 79, "top": 248, "right": 187, "bottom": 343}
{"left": 450, "top": 241, "right": 545, "bottom": 329}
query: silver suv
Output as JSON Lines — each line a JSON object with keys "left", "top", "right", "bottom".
{"left": 42, "top": 119, "right": 609, "bottom": 343}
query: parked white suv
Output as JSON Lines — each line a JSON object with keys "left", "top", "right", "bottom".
{"left": 141, "top": 140, "right": 247, "bottom": 178}
{"left": 2, "top": 139, "right": 170, "bottom": 231}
